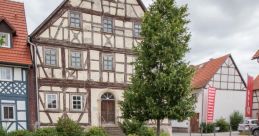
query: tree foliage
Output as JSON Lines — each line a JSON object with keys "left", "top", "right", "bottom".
{"left": 230, "top": 111, "right": 244, "bottom": 131}
{"left": 121, "top": 0, "right": 195, "bottom": 135}
{"left": 0, "top": 37, "right": 4, "bottom": 46}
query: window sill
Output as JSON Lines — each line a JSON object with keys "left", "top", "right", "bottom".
{"left": 102, "top": 31, "right": 114, "bottom": 35}
{"left": 42, "top": 65, "right": 60, "bottom": 69}
{"left": 45, "top": 109, "right": 60, "bottom": 112}
{"left": 69, "top": 27, "right": 82, "bottom": 31}
{"left": 2, "top": 119, "right": 15, "bottom": 121}
{"left": 69, "top": 110, "right": 84, "bottom": 113}
{"left": 103, "top": 69, "right": 115, "bottom": 72}
{"left": 67, "top": 67, "right": 85, "bottom": 70}
{"left": 0, "top": 46, "right": 11, "bottom": 48}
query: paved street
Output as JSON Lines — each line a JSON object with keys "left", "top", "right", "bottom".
{"left": 173, "top": 132, "right": 242, "bottom": 136}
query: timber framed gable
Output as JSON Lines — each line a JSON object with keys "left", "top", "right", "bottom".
{"left": 30, "top": 0, "right": 145, "bottom": 126}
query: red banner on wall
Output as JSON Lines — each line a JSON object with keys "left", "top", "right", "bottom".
{"left": 207, "top": 87, "right": 216, "bottom": 123}
{"left": 245, "top": 75, "right": 254, "bottom": 117}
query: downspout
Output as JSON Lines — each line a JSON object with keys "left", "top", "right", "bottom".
{"left": 28, "top": 37, "right": 40, "bottom": 129}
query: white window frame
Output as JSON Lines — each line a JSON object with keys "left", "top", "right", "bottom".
{"left": 1, "top": 104, "right": 15, "bottom": 121}
{"left": 103, "top": 17, "right": 113, "bottom": 33}
{"left": 0, "top": 32, "right": 11, "bottom": 48}
{"left": 44, "top": 48, "right": 58, "bottom": 66}
{"left": 45, "top": 93, "right": 58, "bottom": 110}
{"left": 71, "top": 95, "right": 84, "bottom": 111}
{"left": 103, "top": 54, "right": 114, "bottom": 71}
{"left": 0, "top": 67, "right": 12, "bottom": 81}
{"left": 69, "top": 11, "right": 81, "bottom": 28}
{"left": 133, "top": 23, "right": 141, "bottom": 37}
{"left": 69, "top": 50, "right": 82, "bottom": 68}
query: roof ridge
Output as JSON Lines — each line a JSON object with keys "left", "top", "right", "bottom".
{"left": 191, "top": 54, "right": 230, "bottom": 89}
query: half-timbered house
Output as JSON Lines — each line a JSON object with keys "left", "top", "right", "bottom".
{"left": 0, "top": 0, "right": 34, "bottom": 131}
{"left": 29, "top": 0, "right": 145, "bottom": 127}
{"left": 172, "top": 54, "right": 247, "bottom": 133}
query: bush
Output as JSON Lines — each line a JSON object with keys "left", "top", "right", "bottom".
{"left": 33, "top": 127, "right": 58, "bottom": 136}
{"left": 160, "top": 130, "right": 170, "bottom": 136}
{"left": 8, "top": 130, "right": 32, "bottom": 136}
{"left": 200, "top": 122, "right": 215, "bottom": 133}
{"left": 0, "top": 127, "right": 7, "bottom": 136}
{"left": 56, "top": 117, "right": 84, "bottom": 136}
{"left": 85, "top": 127, "right": 107, "bottom": 136}
{"left": 215, "top": 118, "right": 230, "bottom": 132}
{"left": 230, "top": 111, "right": 244, "bottom": 131}
{"left": 120, "top": 119, "right": 154, "bottom": 136}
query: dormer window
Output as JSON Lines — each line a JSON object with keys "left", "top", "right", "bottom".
{"left": 0, "top": 32, "right": 11, "bottom": 48}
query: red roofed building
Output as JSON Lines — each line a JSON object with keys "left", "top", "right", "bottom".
{"left": 173, "top": 54, "right": 246, "bottom": 133}
{"left": 0, "top": 0, "right": 35, "bottom": 132}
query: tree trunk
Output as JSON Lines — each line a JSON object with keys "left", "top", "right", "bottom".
{"left": 157, "top": 119, "right": 161, "bottom": 136}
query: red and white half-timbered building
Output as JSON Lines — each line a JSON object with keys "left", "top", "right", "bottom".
{"left": 172, "top": 54, "right": 247, "bottom": 132}
{"left": 29, "top": 0, "right": 145, "bottom": 127}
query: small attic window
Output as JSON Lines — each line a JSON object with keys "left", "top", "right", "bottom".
{"left": 69, "top": 11, "right": 81, "bottom": 28}
{"left": 0, "top": 32, "right": 11, "bottom": 48}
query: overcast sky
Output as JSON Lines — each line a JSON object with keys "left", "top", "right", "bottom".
{"left": 22, "top": 0, "right": 259, "bottom": 79}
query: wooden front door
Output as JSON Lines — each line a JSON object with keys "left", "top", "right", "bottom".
{"left": 190, "top": 113, "right": 200, "bottom": 133}
{"left": 101, "top": 100, "right": 115, "bottom": 124}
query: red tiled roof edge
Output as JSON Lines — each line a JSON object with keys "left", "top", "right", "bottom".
{"left": 252, "top": 50, "right": 259, "bottom": 60}
{"left": 191, "top": 54, "right": 230, "bottom": 89}
{"left": 0, "top": 0, "right": 31, "bottom": 65}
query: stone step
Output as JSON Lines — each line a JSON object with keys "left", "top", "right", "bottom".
{"left": 104, "top": 126, "right": 125, "bottom": 136}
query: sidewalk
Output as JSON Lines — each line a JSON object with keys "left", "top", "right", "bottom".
{"left": 172, "top": 132, "right": 240, "bottom": 136}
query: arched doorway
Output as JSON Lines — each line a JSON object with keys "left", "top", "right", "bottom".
{"left": 101, "top": 92, "right": 115, "bottom": 124}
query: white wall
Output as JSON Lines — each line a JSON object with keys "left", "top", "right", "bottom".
{"left": 213, "top": 89, "right": 246, "bottom": 121}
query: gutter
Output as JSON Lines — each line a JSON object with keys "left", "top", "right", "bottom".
{"left": 28, "top": 37, "right": 40, "bottom": 129}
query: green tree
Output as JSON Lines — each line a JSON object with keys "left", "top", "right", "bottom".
{"left": 0, "top": 37, "right": 4, "bottom": 47}
{"left": 120, "top": 0, "right": 194, "bottom": 136}
{"left": 230, "top": 111, "right": 243, "bottom": 131}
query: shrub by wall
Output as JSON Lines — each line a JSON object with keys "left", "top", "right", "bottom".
{"left": 200, "top": 122, "right": 215, "bottom": 133}
{"left": 85, "top": 127, "right": 107, "bottom": 136}
{"left": 215, "top": 118, "right": 230, "bottom": 132}
{"left": 230, "top": 111, "right": 244, "bottom": 131}
{"left": 7, "top": 130, "right": 32, "bottom": 136}
{"left": 33, "top": 127, "right": 58, "bottom": 136}
{"left": 56, "top": 117, "right": 84, "bottom": 136}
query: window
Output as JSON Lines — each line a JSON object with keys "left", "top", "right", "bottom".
{"left": 70, "top": 51, "right": 82, "bottom": 68}
{"left": 103, "top": 18, "right": 113, "bottom": 33}
{"left": 71, "top": 95, "right": 83, "bottom": 111}
{"left": 45, "top": 48, "right": 57, "bottom": 66}
{"left": 133, "top": 23, "right": 141, "bottom": 37}
{"left": 69, "top": 11, "right": 81, "bottom": 28}
{"left": 0, "top": 32, "right": 11, "bottom": 48}
{"left": 103, "top": 54, "right": 113, "bottom": 71}
{"left": 0, "top": 67, "right": 12, "bottom": 81}
{"left": 46, "top": 94, "right": 58, "bottom": 109}
{"left": 2, "top": 105, "right": 15, "bottom": 120}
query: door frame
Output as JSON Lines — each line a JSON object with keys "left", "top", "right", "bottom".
{"left": 100, "top": 92, "right": 116, "bottom": 125}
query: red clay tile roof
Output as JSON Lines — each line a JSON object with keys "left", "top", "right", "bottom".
{"left": 252, "top": 50, "right": 259, "bottom": 60}
{"left": 254, "top": 75, "right": 259, "bottom": 90}
{"left": 0, "top": 0, "right": 31, "bottom": 65}
{"left": 191, "top": 54, "right": 230, "bottom": 89}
